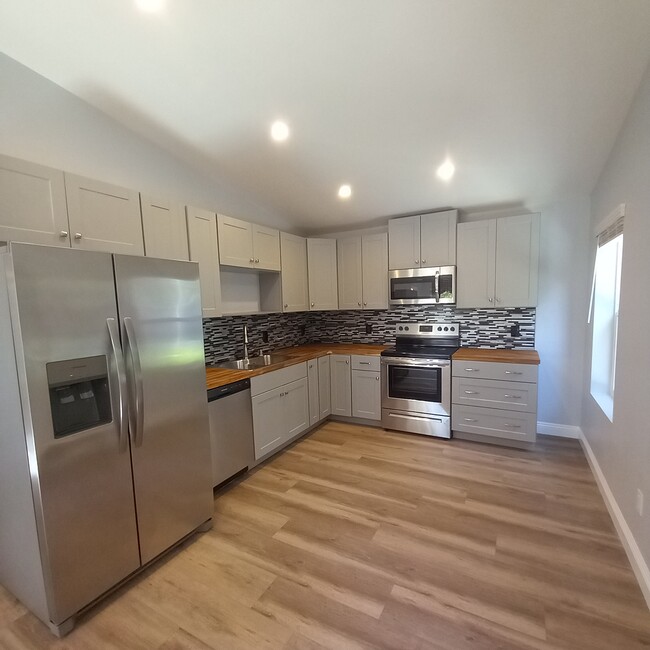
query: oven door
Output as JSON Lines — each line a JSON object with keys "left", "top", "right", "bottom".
{"left": 380, "top": 357, "right": 451, "bottom": 416}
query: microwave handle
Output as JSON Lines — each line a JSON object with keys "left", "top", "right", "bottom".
{"left": 434, "top": 270, "right": 440, "bottom": 303}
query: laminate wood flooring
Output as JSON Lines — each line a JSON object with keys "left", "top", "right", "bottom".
{"left": 2, "top": 422, "right": 650, "bottom": 649}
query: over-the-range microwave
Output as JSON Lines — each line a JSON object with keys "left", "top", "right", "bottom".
{"left": 389, "top": 266, "right": 456, "bottom": 305}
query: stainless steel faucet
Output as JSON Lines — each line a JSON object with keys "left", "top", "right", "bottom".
{"left": 243, "top": 325, "right": 249, "bottom": 360}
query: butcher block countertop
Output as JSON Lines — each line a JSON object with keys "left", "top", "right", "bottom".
{"left": 206, "top": 343, "right": 389, "bottom": 390}
{"left": 452, "top": 348, "right": 540, "bottom": 365}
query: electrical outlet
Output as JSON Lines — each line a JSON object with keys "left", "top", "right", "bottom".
{"left": 365, "top": 323, "right": 372, "bottom": 334}
{"left": 510, "top": 323, "right": 520, "bottom": 337}
{"left": 637, "top": 489, "right": 644, "bottom": 517}
{"left": 262, "top": 331, "right": 269, "bottom": 343}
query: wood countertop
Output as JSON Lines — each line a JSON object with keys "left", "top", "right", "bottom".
{"left": 206, "top": 343, "right": 389, "bottom": 390}
{"left": 452, "top": 348, "right": 540, "bottom": 365}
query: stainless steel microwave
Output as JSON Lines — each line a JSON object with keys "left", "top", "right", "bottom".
{"left": 389, "top": 266, "right": 456, "bottom": 305}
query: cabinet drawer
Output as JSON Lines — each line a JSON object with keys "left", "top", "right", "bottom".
{"left": 351, "top": 355, "right": 380, "bottom": 371}
{"left": 452, "top": 360, "right": 537, "bottom": 383}
{"left": 250, "top": 362, "right": 307, "bottom": 397}
{"left": 452, "top": 377, "right": 537, "bottom": 413}
{"left": 452, "top": 405, "right": 536, "bottom": 443}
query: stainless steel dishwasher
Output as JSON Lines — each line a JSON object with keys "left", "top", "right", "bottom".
{"left": 207, "top": 379, "right": 254, "bottom": 488}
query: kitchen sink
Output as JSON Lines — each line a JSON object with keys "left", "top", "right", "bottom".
{"left": 214, "top": 354, "right": 292, "bottom": 370}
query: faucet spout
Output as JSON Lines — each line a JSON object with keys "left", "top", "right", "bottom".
{"left": 243, "top": 325, "right": 249, "bottom": 360}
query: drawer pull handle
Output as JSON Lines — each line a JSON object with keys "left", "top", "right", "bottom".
{"left": 504, "top": 394, "right": 522, "bottom": 399}
{"left": 504, "top": 371, "right": 523, "bottom": 375}
{"left": 359, "top": 361, "right": 370, "bottom": 365}
{"left": 464, "top": 390, "right": 479, "bottom": 395}
{"left": 504, "top": 423, "right": 521, "bottom": 429}
{"left": 464, "top": 368, "right": 479, "bottom": 372}
{"left": 463, "top": 418, "right": 478, "bottom": 422}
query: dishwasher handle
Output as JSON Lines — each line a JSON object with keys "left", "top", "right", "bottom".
{"left": 208, "top": 379, "right": 251, "bottom": 402}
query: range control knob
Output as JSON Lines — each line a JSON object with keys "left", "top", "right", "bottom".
{"left": 444, "top": 327, "right": 449, "bottom": 331}
{"left": 398, "top": 326, "right": 403, "bottom": 331}
{"left": 450, "top": 326, "right": 455, "bottom": 331}
{"left": 437, "top": 326, "right": 442, "bottom": 331}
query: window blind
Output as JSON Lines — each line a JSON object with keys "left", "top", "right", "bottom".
{"left": 598, "top": 216, "right": 624, "bottom": 247}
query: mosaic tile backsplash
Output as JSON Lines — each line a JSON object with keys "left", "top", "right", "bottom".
{"left": 203, "top": 306, "right": 535, "bottom": 364}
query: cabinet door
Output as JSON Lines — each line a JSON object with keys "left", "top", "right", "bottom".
{"left": 456, "top": 220, "right": 496, "bottom": 308}
{"left": 64, "top": 174, "right": 144, "bottom": 255}
{"left": 307, "top": 238, "right": 338, "bottom": 310}
{"left": 388, "top": 215, "right": 420, "bottom": 269}
{"left": 284, "top": 378, "right": 310, "bottom": 439}
{"left": 420, "top": 210, "right": 457, "bottom": 266}
{"left": 307, "top": 359, "right": 320, "bottom": 426}
{"left": 217, "top": 214, "right": 253, "bottom": 268}
{"left": 337, "top": 236, "right": 362, "bottom": 310}
{"left": 361, "top": 233, "right": 388, "bottom": 309}
{"left": 352, "top": 370, "right": 381, "bottom": 420}
{"left": 495, "top": 214, "right": 540, "bottom": 308}
{"left": 252, "top": 224, "right": 281, "bottom": 271}
{"left": 280, "top": 232, "right": 309, "bottom": 312}
{"left": 252, "top": 387, "right": 285, "bottom": 459}
{"left": 141, "top": 195, "right": 189, "bottom": 261}
{"left": 187, "top": 206, "right": 222, "bottom": 318}
{"left": 318, "top": 356, "right": 331, "bottom": 420}
{"left": 330, "top": 355, "right": 352, "bottom": 417}
{"left": 0, "top": 155, "right": 70, "bottom": 247}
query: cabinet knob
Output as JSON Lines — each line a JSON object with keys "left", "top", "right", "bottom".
{"left": 311, "top": 302, "right": 315, "bottom": 307}
{"left": 415, "top": 259, "right": 419, "bottom": 264}
{"left": 255, "top": 258, "right": 260, "bottom": 263}
{"left": 488, "top": 297, "right": 493, "bottom": 303}
{"left": 74, "top": 233, "right": 83, "bottom": 240}
{"left": 346, "top": 360, "right": 349, "bottom": 364}
{"left": 249, "top": 258, "right": 254, "bottom": 263}
{"left": 59, "top": 230, "right": 69, "bottom": 238}
{"left": 495, "top": 297, "right": 501, "bottom": 303}
{"left": 376, "top": 376, "right": 379, "bottom": 380}
{"left": 358, "top": 302, "right": 361, "bottom": 306}
{"left": 284, "top": 304, "right": 288, "bottom": 308}
{"left": 363, "top": 302, "right": 367, "bottom": 306}
{"left": 421, "top": 259, "right": 427, "bottom": 265}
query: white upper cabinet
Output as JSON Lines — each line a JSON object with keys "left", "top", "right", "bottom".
{"left": 280, "top": 232, "right": 309, "bottom": 312}
{"left": 217, "top": 214, "right": 280, "bottom": 271}
{"left": 64, "top": 174, "right": 144, "bottom": 255}
{"left": 337, "top": 237, "right": 363, "bottom": 309}
{"left": 307, "top": 238, "right": 338, "bottom": 310}
{"left": 457, "top": 214, "right": 540, "bottom": 308}
{"left": 141, "top": 195, "right": 189, "bottom": 261}
{"left": 337, "top": 233, "right": 388, "bottom": 310}
{"left": 388, "top": 210, "right": 457, "bottom": 269}
{"left": 361, "top": 233, "right": 388, "bottom": 309}
{"left": 186, "top": 206, "right": 221, "bottom": 318}
{"left": 0, "top": 155, "right": 69, "bottom": 247}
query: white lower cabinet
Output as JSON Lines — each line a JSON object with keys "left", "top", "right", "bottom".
{"left": 452, "top": 360, "right": 538, "bottom": 444}
{"left": 318, "top": 356, "right": 331, "bottom": 419}
{"left": 351, "top": 355, "right": 381, "bottom": 420}
{"left": 251, "top": 363, "right": 309, "bottom": 460}
{"left": 330, "top": 355, "right": 352, "bottom": 416}
{"left": 307, "top": 359, "right": 320, "bottom": 426}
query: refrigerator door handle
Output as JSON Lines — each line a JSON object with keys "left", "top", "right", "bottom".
{"left": 106, "top": 318, "right": 129, "bottom": 452}
{"left": 123, "top": 317, "right": 145, "bottom": 447}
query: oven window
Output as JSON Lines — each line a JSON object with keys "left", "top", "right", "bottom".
{"left": 388, "top": 365, "right": 441, "bottom": 402}
{"left": 390, "top": 277, "right": 435, "bottom": 301}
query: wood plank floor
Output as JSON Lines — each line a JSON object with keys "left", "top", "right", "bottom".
{"left": 2, "top": 422, "right": 650, "bottom": 649}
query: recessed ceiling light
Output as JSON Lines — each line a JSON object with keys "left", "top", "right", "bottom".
{"left": 135, "top": 0, "right": 165, "bottom": 12}
{"left": 436, "top": 159, "right": 455, "bottom": 181}
{"left": 338, "top": 184, "right": 352, "bottom": 199}
{"left": 270, "top": 120, "right": 290, "bottom": 142}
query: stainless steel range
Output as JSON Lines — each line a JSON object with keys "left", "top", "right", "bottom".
{"left": 381, "top": 321, "right": 460, "bottom": 438}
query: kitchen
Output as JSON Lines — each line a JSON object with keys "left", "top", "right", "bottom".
{"left": 1, "top": 1, "right": 650, "bottom": 648}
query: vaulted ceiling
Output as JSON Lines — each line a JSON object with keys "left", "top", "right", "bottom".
{"left": 2, "top": 0, "right": 650, "bottom": 231}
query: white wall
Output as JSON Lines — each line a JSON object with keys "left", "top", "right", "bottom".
{"left": 583, "top": 59, "right": 650, "bottom": 565}
{"left": 0, "top": 54, "right": 293, "bottom": 231}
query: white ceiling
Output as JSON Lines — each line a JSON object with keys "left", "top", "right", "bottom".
{"left": 2, "top": 1, "right": 650, "bottom": 232}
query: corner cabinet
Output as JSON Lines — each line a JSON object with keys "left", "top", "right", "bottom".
{"left": 186, "top": 206, "right": 222, "bottom": 318}
{"left": 141, "top": 195, "right": 189, "bottom": 261}
{"left": 337, "top": 233, "right": 388, "bottom": 310}
{"left": 457, "top": 214, "right": 540, "bottom": 308}
{"left": 307, "top": 238, "right": 338, "bottom": 310}
{"left": 388, "top": 210, "right": 457, "bottom": 270}
{"left": 217, "top": 214, "right": 281, "bottom": 271}
{"left": 280, "top": 232, "right": 309, "bottom": 312}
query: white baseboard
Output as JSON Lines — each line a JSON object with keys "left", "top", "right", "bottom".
{"left": 579, "top": 432, "right": 650, "bottom": 610}
{"left": 536, "top": 421, "right": 582, "bottom": 439}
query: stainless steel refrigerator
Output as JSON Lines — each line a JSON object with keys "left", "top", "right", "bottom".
{"left": 0, "top": 242, "right": 213, "bottom": 636}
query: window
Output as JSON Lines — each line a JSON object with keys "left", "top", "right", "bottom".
{"left": 589, "top": 209, "right": 624, "bottom": 421}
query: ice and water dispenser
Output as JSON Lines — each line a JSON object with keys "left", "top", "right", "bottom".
{"left": 46, "top": 355, "right": 113, "bottom": 437}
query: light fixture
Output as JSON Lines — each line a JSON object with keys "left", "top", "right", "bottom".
{"left": 436, "top": 159, "right": 455, "bottom": 181}
{"left": 338, "top": 184, "right": 352, "bottom": 199}
{"left": 135, "top": 0, "right": 165, "bottom": 12}
{"left": 270, "top": 120, "right": 290, "bottom": 142}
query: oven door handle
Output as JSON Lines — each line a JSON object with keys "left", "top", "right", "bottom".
{"left": 381, "top": 357, "right": 450, "bottom": 368}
